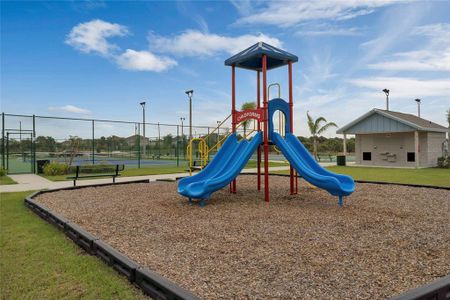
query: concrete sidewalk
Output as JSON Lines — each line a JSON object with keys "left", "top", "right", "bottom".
{"left": 1, "top": 162, "right": 347, "bottom": 193}
{"left": 0, "top": 166, "right": 293, "bottom": 193}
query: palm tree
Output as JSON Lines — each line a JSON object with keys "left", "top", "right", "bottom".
{"left": 241, "top": 102, "right": 256, "bottom": 137}
{"left": 306, "top": 111, "right": 337, "bottom": 160}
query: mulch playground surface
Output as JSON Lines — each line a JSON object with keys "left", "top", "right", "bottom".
{"left": 35, "top": 175, "right": 450, "bottom": 299}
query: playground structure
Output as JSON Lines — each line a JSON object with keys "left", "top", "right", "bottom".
{"left": 179, "top": 42, "right": 355, "bottom": 206}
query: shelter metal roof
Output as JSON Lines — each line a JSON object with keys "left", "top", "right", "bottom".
{"left": 224, "top": 42, "right": 298, "bottom": 71}
{"left": 336, "top": 108, "right": 449, "bottom": 134}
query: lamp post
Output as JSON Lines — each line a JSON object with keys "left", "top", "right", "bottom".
{"left": 185, "top": 90, "right": 194, "bottom": 140}
{"left": 140, "top": 101, "right": 146, "bottom": 157}
{"left": 382, "top": 89, "right": 390, "bottom": 111}
{"left": 415, "top": 98, "right": 421, "bottom": 117}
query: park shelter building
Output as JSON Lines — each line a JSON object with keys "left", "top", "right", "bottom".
{"left": 337, "top": 109, "right": 448, "bottom": 168}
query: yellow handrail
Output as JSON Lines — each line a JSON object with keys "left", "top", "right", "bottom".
{"left": 203, "top": 114, "right": 231, "bottom": 142}
{"left": 207, "top": 119, "right": 257, "bottom": 155}
{"left": 187, "top": 138, "right": 208, "bottom": 175}
{"left": 186, "top": 114, "right": 259, "bottom": 176}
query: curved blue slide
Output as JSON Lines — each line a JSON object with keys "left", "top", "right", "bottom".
{"left": 272, "top": 132, "right": 355, "bottom": 205}
{"left": 178, "top": 131, "right": 262, "bottom": 202}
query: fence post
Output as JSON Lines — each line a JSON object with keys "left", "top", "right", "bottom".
{"left": 6, "top": 133, "right": 9, "bottom": 170}
{"left": 158, "top": 122, "right": 161, "bottom": 159}
{"left": 1, "top": 113, "right": 4, "bottom": 170}
{"left": 137, "top": 123, "right": 141, "bottom": 168}
{"left": 176, "top": 125, "right": 179, "bottom": 167}
{"left": 92, "top": 120, "right": 95, "bottom": 165}
{"left": 32, "top": 114, "right": 36, "bottom": 173}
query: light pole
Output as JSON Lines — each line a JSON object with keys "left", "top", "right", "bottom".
{"left": 382, "top": 89, "right": 390, "bottom": 111}
{"left": 415, "top": 98, "right": 421, "bottom": 117}
{"left": 140, "top": 101, "right": 146, "bottom": 157}
{"left": 185, "top": 90, "right": 193, "bottom": 140}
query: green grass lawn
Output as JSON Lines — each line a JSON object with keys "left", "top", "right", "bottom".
{"left": 0, "top": 175, "right": 17, "bottom": 185}
{"left": 0, "top": 191, "right": 145, "bottom": 299}
{"left": 41, "top": 160, "right": 289, "bottom": 182}
{"left": 276, "top": 166, "right": 450, "bottom": 187}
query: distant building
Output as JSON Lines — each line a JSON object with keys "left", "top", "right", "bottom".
{"left": 125, "top": 134, "right": 149, "bottom": 147}
{"left": 337, "top": 109, "right": 448, "bottom": 168}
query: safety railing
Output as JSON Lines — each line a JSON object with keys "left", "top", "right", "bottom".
{"left": 187, "top": 138, "right": 208, "bottom": 175}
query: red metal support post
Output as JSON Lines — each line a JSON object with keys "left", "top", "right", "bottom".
{"left": 262, "top": 55, "right": 269, "bottom": 202}
{"left": 257, "top": 70, "right": 261, "bottom": 191}
{"left": 231, "top": 64, "right": 237, "bottom": 193}
{"left": 288, "top": 61, "right": 295, "bottom": 195}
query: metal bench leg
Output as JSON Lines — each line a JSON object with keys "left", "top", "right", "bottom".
{"left": 113, "top": 176, "right": 116, "bottom": 184}
{"left": 73, "top": 180, "right": 76, "bottom": 187}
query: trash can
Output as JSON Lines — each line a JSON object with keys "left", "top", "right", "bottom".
{"left": 336, "top": 155, "right": 346, "bottom": 166}
{"left": 37, "top": 160, "right": 50, "bottom": 174}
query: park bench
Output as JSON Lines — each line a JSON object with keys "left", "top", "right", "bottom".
{"left": 68, "top": 164, "right": 125, "bottom": 186}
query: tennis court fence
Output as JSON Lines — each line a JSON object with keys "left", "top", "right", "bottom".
{"left": 1, "top": 113, "right": 239, "bottom": 174}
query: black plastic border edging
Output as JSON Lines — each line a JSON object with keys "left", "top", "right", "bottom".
{"left": 390, "top": 274, "right": 450, "bottom": 300}
{"left": 24, "top": 180, "right": 199, "bottom": 300}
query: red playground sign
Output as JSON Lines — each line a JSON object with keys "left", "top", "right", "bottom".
{"left": 235, "top": 108, "right": 264, "bottom": 123}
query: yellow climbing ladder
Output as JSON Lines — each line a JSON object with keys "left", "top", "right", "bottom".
{"left": 186, "top": 113, "right": 257, "bottom": 175}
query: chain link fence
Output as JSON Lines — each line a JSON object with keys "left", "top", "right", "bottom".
{"left": 1, "top": 113, "right": 240, "bottom": 174}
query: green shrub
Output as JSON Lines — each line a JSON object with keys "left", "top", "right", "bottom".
{"left": 43, "top": 162, "right": 69, "bottom": 176}
{"left": 0, "top": 168, "right": 6, "bottom": 176}
{"left": 437, "top": 156, "right": 450, "bottom": 168}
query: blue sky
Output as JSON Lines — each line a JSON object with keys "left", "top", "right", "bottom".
{"left": 1, "top": 0, "right": 449, "bottom": 138}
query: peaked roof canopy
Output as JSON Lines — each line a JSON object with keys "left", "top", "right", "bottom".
{"left": 337, "top": 108, "right": 449, "bottom": 134}
{"left": 225, "top": 42, "right": 298, "bottom": 71}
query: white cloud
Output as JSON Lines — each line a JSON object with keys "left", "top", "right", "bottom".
{"left": 149, "top": 30, "right": 282, "bottom": 56}
{"left": 349, "top": 77, "right": 450, "bottom": 99}
{"left": 234, "top": 1, "right": 397, "bottom": 27}
{"left": 296, "top": 25, "right": 362, "bottom": 36}
{"left": 368, "top": 49, "right": 450, "bottom": 71}
{"left": 115, "top": 49, "right": 177, "bottom": 72}
{"left": 66, "top": 19, "right": 178, "bottom": 72}
{"left": 411, "top": 23, "right": 450, "bottom": 43}
{"left": 65, "top": 19, "right": 128, "bottom": 56}
{"left": 48, "top": 105, "right": 91, "bottom": 114}
{"left": 366, "top": 23, "right": 450, "bottom": 72}
{"left": 229, "top": 0, "right": 254, "bottom": 15}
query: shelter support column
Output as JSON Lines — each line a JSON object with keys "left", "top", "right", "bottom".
{"left": 414, "top": 131, "right": 420, "bottom": 168}
{"left": 343, "top": 134, "right": 347, "bottom": 155}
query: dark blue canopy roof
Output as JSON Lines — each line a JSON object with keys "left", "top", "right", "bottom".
{"left": 225, "top": 42, "right": 298, "bottom": 71}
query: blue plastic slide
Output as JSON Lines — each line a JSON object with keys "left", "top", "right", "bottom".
{"left": 178, "top": 131, "right": 262, "bottom": 202}
{"left": 272, "top": 132, "right": 355, "bottom": 205}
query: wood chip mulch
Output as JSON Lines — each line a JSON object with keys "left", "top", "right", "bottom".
{"left": 35, "top": 175, "right": 450, "bottom": 299}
